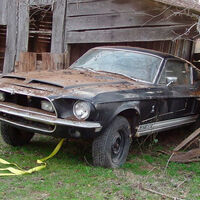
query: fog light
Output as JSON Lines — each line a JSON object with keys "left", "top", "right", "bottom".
{"left": 0, "top": 92, "right": 5, "bottom": 101}
{"left": 41, "top": 100, "right": 54, "bottom": 112}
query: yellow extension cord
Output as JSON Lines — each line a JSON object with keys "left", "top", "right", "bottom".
{"left": 0, "top": 138, "right": 65, "bottom": 176}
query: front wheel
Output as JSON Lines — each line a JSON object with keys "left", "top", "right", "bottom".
{"left": 92, "top": 116, "right": 132, "bottom": 168}
{"left": 1, "top": 123, "right": 34, "bottom": 146}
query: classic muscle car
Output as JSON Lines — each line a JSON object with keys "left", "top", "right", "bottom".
{"left": 0, "top": 46, "right": 200, "bottom": 168}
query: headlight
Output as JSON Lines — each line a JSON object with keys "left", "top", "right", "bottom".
{"left": 73, "top": 101, "right": 91, "bottom": 120}
{"left": 0, "top": 92, "right": 5, "bottom": 101}
{"left": 41, "top": 100, "right": 54, "bottom": 112}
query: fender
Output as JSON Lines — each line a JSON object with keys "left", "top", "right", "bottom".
{"left": 104, "top": 101, "right": 141, "bottom": 128}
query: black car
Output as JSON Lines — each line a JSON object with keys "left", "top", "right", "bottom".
{"left": 0, "top": 46, "right": 200, "bottom": 168}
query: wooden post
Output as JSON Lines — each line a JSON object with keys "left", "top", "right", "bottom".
{"left": 64, "top": 44, "right": 71, "bottom": 68}
{"left": 3, "top": 0, "right": 18, "bottom": 74}
{"left": 51, "top": 0, "right": 67, "bottom": 53}
{"left": 0, "top": 0, "right": 7, "bottom": 25}
{"left": 16, "top": 0, "right": 30, "bottom": 61}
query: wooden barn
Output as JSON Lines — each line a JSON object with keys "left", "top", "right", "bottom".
{"left": 0, "top": 0, "right": 200, "bottom": 73}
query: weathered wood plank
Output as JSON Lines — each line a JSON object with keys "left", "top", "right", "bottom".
{"left": 29, "top": 0, "right": 54, "bottom": 5}
{"left": 51, "top": 0, "right": 67, "bottom": 53}
{"left": 67, "top": 0, "right": 168, "bottom": 17}
{"left": 16, "top": 52, "right": 69, "bottom": 72}
{"left": 66, "top": 25, "right": 195, "bottom": 43}
{"left": 16, "top": 0, "right": 30, "bottom": 61}
{"left": 68, "top": 0, "right": 102, "bottom": 3}
{"left": 170, "top": 148, "right": 200, "bottom": 163}
{"left": 0, "top": 0, "right": 7, "bottom": 25}
{"left": 17, "top": 52, "right": 37, "bottom": 72}
{"left": 3, "top": 0, "right": 18, "bottom": 73}
{"left": 41, "top": 53, "right": 67, "bottom": 70}
{"left": 66, "top": 13, "right": 194, "bottom": 31}
{"left": 174, "top": 127, "right": 200, "bottom": 152}
{"left": 29, "top": 53, "right": 37, "bottom": 71}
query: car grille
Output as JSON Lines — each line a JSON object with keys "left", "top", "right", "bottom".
{"left": 0, "top": 112, "right": 55, "bottom": 132}
{"left": 0, "top": 91, "right": 56, "bottom": 132}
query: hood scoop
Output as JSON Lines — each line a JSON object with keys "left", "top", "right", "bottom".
{"left": 28, "top": 79, "right": 64, "bottom": 88}
{"left": 2, "top": 75, "right": 63, "bottom": 88}
{"left": 2, "top": 75, "right": 26, "bottom": 81}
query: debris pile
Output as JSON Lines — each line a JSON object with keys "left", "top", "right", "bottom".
{"left": 170, "top": 127, "right": 200, "bottom": 163}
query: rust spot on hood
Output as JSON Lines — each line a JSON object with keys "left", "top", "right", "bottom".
{"left": 0, "top": 69, "right": 150, "bottom": 97}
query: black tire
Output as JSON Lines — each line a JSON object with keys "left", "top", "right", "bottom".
{"left": 92, "top": 116, "right": 132, "bottom": 168}
{"left": 0, "top": 123, "right": 34, "bottom": 146}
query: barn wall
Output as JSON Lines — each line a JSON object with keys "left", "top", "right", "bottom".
{"left": 65, "top": 0, "right": 198, "bottom": 44}
{"left": 0, "top": 0, "right": 68, "bottom": 73}
{"left": 0, "top": 0, "right": 197, "bottom": 73}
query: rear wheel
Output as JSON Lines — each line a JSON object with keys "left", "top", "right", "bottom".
{"left": 0, "top": 123, "right": 34, "bottom": 146}
{"left": 92, "top": 116, "right": 132, "bottom": 168}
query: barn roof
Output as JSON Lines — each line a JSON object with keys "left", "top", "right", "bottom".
{"left": 155, "top": 0, "right": 200, "bottom": 14}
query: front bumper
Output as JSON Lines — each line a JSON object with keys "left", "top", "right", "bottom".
{"left": 0, "top": 103, "right": 102, "bottom": 133}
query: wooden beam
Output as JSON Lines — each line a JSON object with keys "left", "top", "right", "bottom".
{"left": 16, "top": 0, "right": 30, "bottom": 61}
{"left": 66, "top": 12, "right": 195, "bottom": 31}
{"left": 174, "top": 127, "right": 200, "bottom": 152}
{"left": 51, "top": 0, "right": 67, "bottom": 53}
{"left": 29, "top": 30, "right": 52, "bottom": 34}
{"left": 67, "top": 0, "right": 134, "bottom": 17}
{"left": 67, "top": 0, "right": 169, "bottom": 17}
{"left": 29, "top": 0, "right": 54, "bottom": 5}
{"left": 0, "top": 0, "right": 7, "bottom": 25}
{"left": 66, "top": 25, "right": 195, "bottom": 44}
{"left": 171, "top": 148, "right": 200, "bottom": 163}
{"left": 3, "top": 0, "right": 18, "bottom": 74}
{"left": 68, "top": 0, "right": 101, "bottom": 3}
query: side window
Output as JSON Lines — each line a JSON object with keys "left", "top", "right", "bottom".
{"left": 159, "top": 60, "right": 191, "bottom": 85}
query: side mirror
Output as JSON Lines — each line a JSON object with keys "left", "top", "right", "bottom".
{"left": 166, "top": 76, "right": 177, "bottom": 86}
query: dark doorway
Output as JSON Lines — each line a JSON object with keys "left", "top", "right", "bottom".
{"left": 28, "top": 5, "right": 53, "bottom": 53}
{"left": 0, "top": 25, "right": 6, "bottom": 73}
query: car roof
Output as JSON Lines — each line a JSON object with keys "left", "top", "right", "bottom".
{"left": 95, "top": 46, "right": 181, "bottom": 60}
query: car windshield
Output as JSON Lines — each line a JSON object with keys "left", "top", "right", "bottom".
{"left": 70, "top": 48, "right": 162, "bottom": 83}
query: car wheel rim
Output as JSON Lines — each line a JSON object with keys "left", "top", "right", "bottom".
{"left": 111, "top": 130, "right": 125, "bottom": 163}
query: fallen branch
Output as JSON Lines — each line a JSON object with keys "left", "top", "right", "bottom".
{"left": 176, "top": 179, "right": 187, "bottom": 188}
{"left": 157, "top": 150, "right": 171, "bottom": 156}
{"left": 164, "top": 152, "right": 175, "bottom": 172}
{"left": 142, "top": 187, "right": 183, "bottom": 200}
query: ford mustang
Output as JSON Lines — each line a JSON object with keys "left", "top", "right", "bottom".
{"left": 0, "top": 46, "right": 200, "bottom": 168}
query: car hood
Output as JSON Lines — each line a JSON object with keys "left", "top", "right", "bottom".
{"left": 0, "top": 69, "right": 151, "bottom": 99}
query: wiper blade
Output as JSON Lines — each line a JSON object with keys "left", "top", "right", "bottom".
{"left": 72, "top": 66, "right": 97, "bottom": 73}
{"left": 96, "top": 70, "right": 136, "bottom": 82}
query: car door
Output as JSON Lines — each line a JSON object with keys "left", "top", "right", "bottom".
{"left": 157, "top": 59, "right": 193, "bottom": 121}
